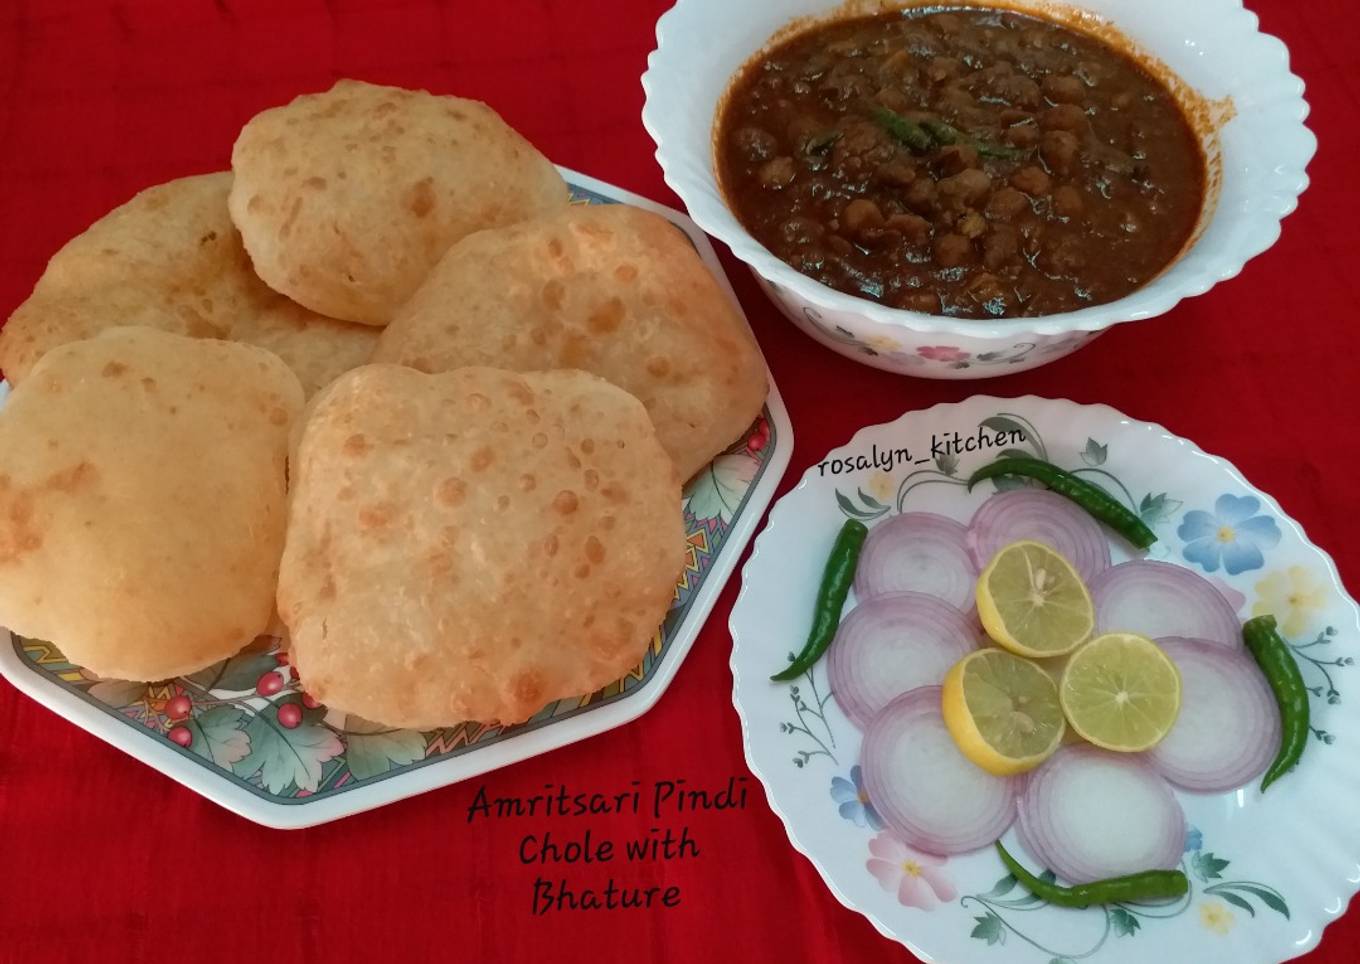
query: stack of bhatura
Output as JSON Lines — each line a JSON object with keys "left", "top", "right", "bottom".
{"left": 0, "top": 79, "right": 768, "bottom": 726}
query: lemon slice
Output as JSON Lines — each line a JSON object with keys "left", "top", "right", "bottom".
{"left": 976, "top": 540, "right": 1094, "bottom": 657}
{"left": 942, "top": 649, "right": 1067, "bottom": 776}
{"left": 1059, "top": 633, "right": 1182, "bottom": 752}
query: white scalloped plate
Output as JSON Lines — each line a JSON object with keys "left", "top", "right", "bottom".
{"left": 0, "top": 167, "right": 793, "bottom": 829}
{"left": 730, "top": 396, "right": 1360, "bottom": 962}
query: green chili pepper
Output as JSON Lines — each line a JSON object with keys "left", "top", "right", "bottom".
{"left": 771, "top": 519, "right": 868, "bottom": 681}
{"left": 995, "top": 843, "right": 1189, "bottom": 908}
{"left": 966, "top": 457, "right": 1158, "bottom": 550}
{"left": 1242, "top": 614, "right": 1310, "bottom": 791}
{"left": 871, "top": 107, "right": 933, "bottom": 152}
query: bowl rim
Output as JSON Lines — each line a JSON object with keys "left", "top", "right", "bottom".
{"left": 640, "top": 0, "right": 1318, "bottom": 341}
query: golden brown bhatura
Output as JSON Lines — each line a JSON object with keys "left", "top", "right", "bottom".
{"left": 372, "top": 203, "right": 768, "bottom": 480}
{"left": 229, "top": 79, "right": 570, "bottom": 325}
{"left": 230, "top": 301, "right": 377, "bottom": 399}
{"left": 0, "top": 172, "right": 378, "bottom": 397}
{"left": 278, "top": 364, "right": 685, "bottom": 727}
{"left": 0, "top": 327, "right": 303, "bottom": 681}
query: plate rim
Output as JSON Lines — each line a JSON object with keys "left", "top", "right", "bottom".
{"left": 728, "top": 393, "right": 1360, "bottom": 962}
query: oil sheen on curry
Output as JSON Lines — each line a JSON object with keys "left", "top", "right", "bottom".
{"left": 716, "top": 7, "right": 1207, "bottom": 319}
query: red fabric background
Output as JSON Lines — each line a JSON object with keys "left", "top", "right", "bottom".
{"left": 0, "top": 1, "right": 1355, "bottom": 961}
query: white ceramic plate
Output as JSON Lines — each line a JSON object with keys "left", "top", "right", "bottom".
{"left": 730, "top": 396, "right": 1360, "bottom": 962}
{"left": 0, "top": 167, "right": 793, "bottom": 829}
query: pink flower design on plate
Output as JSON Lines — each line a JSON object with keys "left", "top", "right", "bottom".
{"left": 866, "top": 832, "right": 958, "bottom": 909}
{"left": 917, "top": 345, "right": 970, "bottom": 363}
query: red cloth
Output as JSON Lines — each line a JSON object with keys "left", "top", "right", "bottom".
{"left": 0, "top": 1, "right": 1355, "bottom": 961}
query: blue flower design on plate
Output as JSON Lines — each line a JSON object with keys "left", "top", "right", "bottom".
{"left": 830, "top": 765, "right": 884, "bottom": 830}
{"left": 1185, "top": 826, "right": 1203, "bottom": 853}
{"left": 1178, "top": 494, "right": 1281, "bottom": 575}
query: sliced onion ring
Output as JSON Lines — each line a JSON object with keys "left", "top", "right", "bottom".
{"left": 854, "top": 512, "right": 978, "bottom": 611}
{"left": 1011, "top": 788, "right": 1049, "bottom": 870}
{"left": 1011, "top": 772, "right": 1049, "bottom": 870}
{"left": 829, "top": 592, "right": 980, "bottom": 729}
{"left": 1089, "top": 560, "right": 1242, "bottom": 648}
{"left": 1019, "top": 744, "right": 1185, "bottom": 884}
{"left": 1146, "top": 637, "right": 1281, "bottom": 792}
{"left": 862, "top": 686, "right": 1019, "bottom": 856}
{"left": 966, "top": 489, "right": 1111, "bottom": 583}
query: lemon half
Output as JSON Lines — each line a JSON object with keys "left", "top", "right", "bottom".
{"left": 942, "top": 648, "right": 1067, "bottom": 776}
{"left": 1059, "top": 632, "right": 1183, "bottom": 752}
{"left": 976, "top": 540, "right": 1095, "bottom": 657}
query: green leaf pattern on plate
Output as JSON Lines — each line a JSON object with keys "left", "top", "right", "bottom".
{"left": 233, "top": 702, "right": 344, "bottom": 794}
{"left": 341, "top": 717, "right": 430, "bottom": 781}
{"left": 1138, "top": 492, "right": 1184, "bottom": 527}
{"left": 971, "top": 913, "right": 1006, "bottom": 946}
{"left": 687, "top": 450, "right": 758, "bottom": 525}
{"left": 184, "top": 649, "right": 280, "bottom": 692}
{"left": 935, "top": 449, "right": 961, "bottom": 478}
{"left": 1108, "top": 907, "right": 1141, "bottom": 936}
{"left": 1192, "top": 852, "right": 1231, "bottom": 882}
{"left": 184, "top": 706, "right": 251, "bottom": 768}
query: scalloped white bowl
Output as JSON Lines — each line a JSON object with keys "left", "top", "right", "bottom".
{"left": 642, "top": 0, "right": 1316, "bottom": 379}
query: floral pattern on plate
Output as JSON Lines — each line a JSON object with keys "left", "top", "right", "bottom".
{"left": 1179, "top": 495, "right": 1282, "bottom": 575}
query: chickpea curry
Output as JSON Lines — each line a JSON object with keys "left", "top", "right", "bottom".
{"left": 716, "top": 7, "right": 1207, "bottom": 318}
